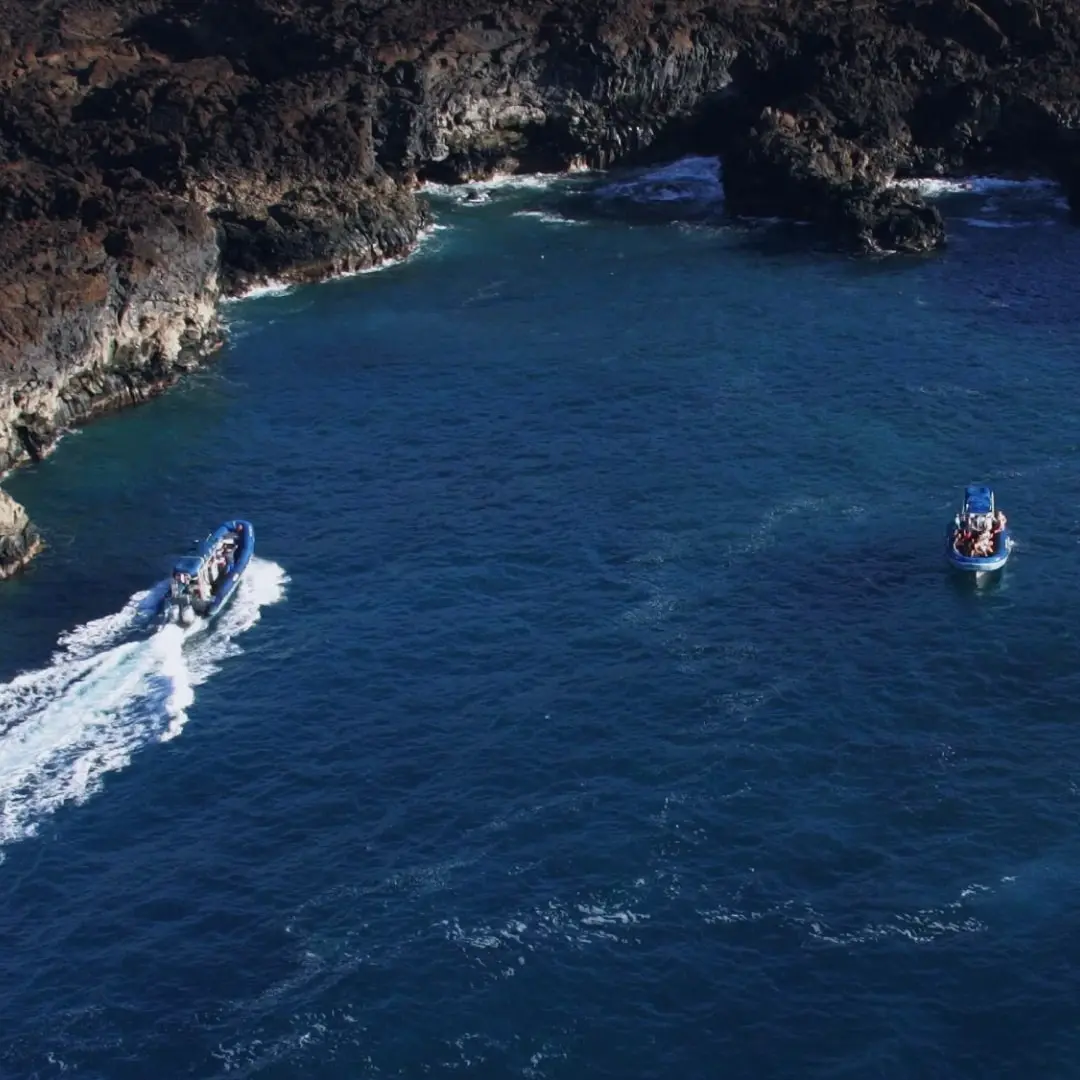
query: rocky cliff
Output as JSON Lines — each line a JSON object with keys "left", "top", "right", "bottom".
{"left": 3, "top": 0, "right": 1080, "bottom": 577}
{"left": 0, "top": 487, "right": 41, "bottom": 578}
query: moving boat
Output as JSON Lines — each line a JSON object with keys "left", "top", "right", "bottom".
{"left": 162, "top": 520, "right": 254, "bottom": 626}
{"left": 945, "top": 485, "right": 1011, "bottom": 574}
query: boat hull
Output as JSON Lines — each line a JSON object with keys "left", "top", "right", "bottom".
{"left": 945, "top": 527, "right": 1011, "bottom": 573}
{"left": 203, "top": 519, "right": 255, "bottom": 621}
{"left": 161, "top": 519, "right": 254, "bottom": 627}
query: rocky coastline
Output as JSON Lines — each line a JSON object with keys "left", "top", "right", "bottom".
{"left": 2, "top": 0, "right": 1080, "bottom": 578}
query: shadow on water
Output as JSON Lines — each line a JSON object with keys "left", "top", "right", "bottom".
{"left": 754, "top": 525, "right": 1018, "bottom": 616}
{"left": 945, "top": 565, "right": 1010, "bottom": 599}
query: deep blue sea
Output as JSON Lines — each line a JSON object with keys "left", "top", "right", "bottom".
{"left": 3, "top": 158, "right": 1080, "bottom": 1079}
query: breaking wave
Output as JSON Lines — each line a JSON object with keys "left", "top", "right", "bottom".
{"left": 590, "top": 154, "right": 724, "bottom": 206}
{"left": 223, "top": 280, "right": 296, "bottom": 303}
{"left": 420, "top": 156, "right": 725, "bottom": 228}
{"left": 420, "top": 170, "right": 583, "bottom": 204}
{"left": 890, "top": 175, "right": 1060, "bottom": 198}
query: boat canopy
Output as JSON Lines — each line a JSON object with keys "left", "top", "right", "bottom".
{"left": 173, "top": 555, "right": 204, "bottom": 576}
{"left": 963, "top": 485, "right": 994, "bottom": 515}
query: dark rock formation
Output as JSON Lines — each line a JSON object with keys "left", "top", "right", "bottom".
{"left": 0, "top": 489, "right": 42, "bottom": 579}
{"left": 0, "top": 191, "right": 222, "bottom": 474}
{"left": 722, "top": 105, "right": 946, "bottom": 252}
{"left": 3, "top": 0, "right": 1080, "bottom": 575}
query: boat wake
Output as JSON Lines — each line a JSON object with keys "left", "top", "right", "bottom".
{"left": 0, "top": 557, "right": 288, "bottom": 853}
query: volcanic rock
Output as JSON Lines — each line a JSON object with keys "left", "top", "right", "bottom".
{"left": 3, "top": 0, "right": 1080, "bottom": 575}
{"left": 0, "top": 488, "right": 42, "bottom": 579}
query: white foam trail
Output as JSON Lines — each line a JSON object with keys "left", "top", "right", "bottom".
{"left": 51, "top": 584, "right": 166, "bottom": 663}
{"left": 0, "top": 557, "right": 288, "bottom": 851}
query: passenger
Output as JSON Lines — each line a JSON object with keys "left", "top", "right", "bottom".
{"left": 229, "top": 525, "right": 244, "bottom": 566}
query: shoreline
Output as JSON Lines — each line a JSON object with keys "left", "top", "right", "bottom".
{"left": 0, "top": 157, "right": 1070, "bottom": 582}
{"left": 4, "top": 0, "right": 1080, "bottom": 580}
{"left": 220, "top": 219, "right": 450, "bottom": 304}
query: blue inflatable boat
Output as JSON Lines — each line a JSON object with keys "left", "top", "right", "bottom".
{"left": 945, "top": 485, "right": 1011, "bottom": 574}
{"left": 161, "top": 520, "right": 254, "bottom": 626}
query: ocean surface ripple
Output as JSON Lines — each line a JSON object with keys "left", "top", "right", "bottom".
{"left": 2, "top": 160, "right": 1080, "bottom": 1079}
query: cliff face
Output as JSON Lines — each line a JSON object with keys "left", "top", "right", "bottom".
{"left": 3, "top": 0, "right": 1080, "bottom": 576}
{"left": 0, "top": 194, "right": 221, "bottom": 475}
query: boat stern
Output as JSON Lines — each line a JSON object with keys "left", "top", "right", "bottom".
{"left": 160, "top": 595, "right": 198, "bottom": 627}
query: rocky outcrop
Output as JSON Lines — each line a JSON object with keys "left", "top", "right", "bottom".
{"left": 3, "top": 0, "right": 1080, "bottom": 577}
{"left": 0, "top": 488, "right": 42, "bottom": 579}
{"left": 721, "top": 106, "right": 946, "bottom": 252}
{"left": 216, "top": 176, "right": 430, "bottom": 295}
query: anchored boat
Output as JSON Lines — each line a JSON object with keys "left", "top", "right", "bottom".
{"left": 162, "top": 520, "right": 254, "bottom": 626}
{"left": 945, "top": 485, "right": 1011, "bottom": 575}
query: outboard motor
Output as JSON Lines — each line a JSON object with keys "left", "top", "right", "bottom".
{"left": 166, "top": 574, "right": 196, "bottom": 626}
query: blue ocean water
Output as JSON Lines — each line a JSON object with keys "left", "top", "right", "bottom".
{"left": 3, "top": 158, "right": 1080, "bottom": 1079}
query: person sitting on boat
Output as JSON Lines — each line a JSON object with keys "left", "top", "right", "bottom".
{"left": 228, "top": 525, "right": 244, "bottom": 566}
{"left": 955, "top": 523, "right": 975, "bottom": 555}
{"left": 991, "top": 510, "right": 1007, "bottom": 536}
{"left": 972, "top": 528, "right": 995, "bottom": 557}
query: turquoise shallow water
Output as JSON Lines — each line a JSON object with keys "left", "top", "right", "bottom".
{"left": 2, "top": 160, "right": 1080, "bottom": 1078}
